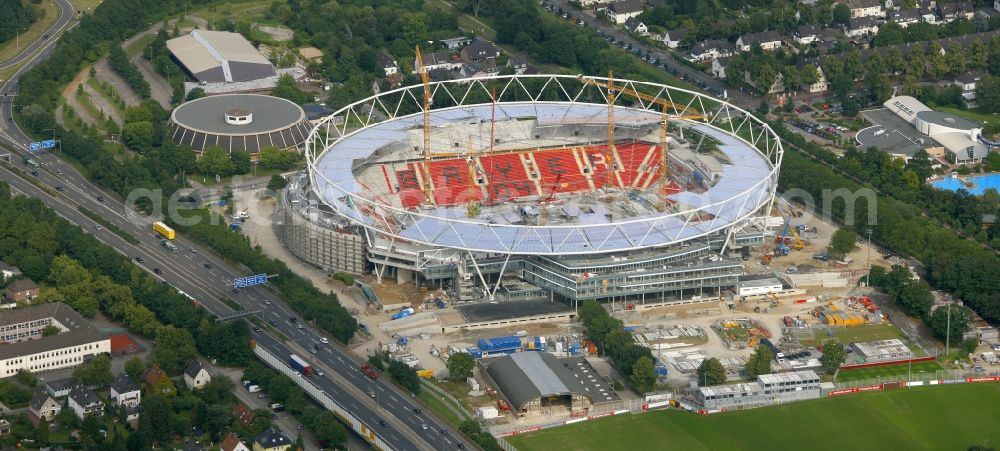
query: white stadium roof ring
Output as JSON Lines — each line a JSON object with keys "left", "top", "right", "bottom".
{"left": 305, "top": 74, "right": 783, "bottom": 255}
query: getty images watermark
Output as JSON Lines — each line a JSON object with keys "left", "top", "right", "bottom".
{"left": 121, "top": 173, "right": 879, "bottom": 230}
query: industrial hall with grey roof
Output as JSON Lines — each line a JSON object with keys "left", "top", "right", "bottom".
{"left": 483, "top": 351, "right": 619, "bottom": 416}
{"left": 166, "top": 30, "right": 275, "bottom": 83}
{"left": 168, "top": 94, "right": 311, "bottom": 155}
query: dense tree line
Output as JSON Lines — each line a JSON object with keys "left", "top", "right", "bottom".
{"left": 0, "top": 0, "right": 38, "bottom": 44}
{"left": 243, "top": 361, "right": 348, "bottom": 448}
{"left": 108, "top": 45, "right": 151, "bottom": 99}
{"left": 577, "top": 300, "right": 656, "bottom": 394}
{"left": 776, "top": 132, "right": 1000, "bottom": 328}
{"left": 0, "top": 184, "right": 252, "bottom": 371}
{"left": 169, "top": 208, "right": 358, "bottom": 344}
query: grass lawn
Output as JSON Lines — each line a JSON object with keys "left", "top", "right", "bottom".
{"left": 69, "top": 0, "right": 106, "bottom": 15}
{"left": 0, "top": 0, "right": 59, "bottom": 64}
{"left": 836, "top": 360, "right": 945, "bottom": 383}
{"left": 798, "top": 324, "right": 905, "bottom": 349}
{"left": 125, "top": 34, "right": 155, "bottom": 59}
{"left": 508, "top": 383, "right": 1000, "bottom": 451}
{"left": 416, "top": 387, "right": 465, "bottom": 429}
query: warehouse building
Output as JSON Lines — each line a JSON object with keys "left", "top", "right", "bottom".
{"left": 851, "top": 339, "right": 914, "bottom": 363}
{"left": 482, "top": 351, "right": 619, "bottom": 417}
{"left": 167, "top": 30, "right": 275, "bottom": 83}
{"left": 694, "top": 370, "right": 821, "bottom": 410}
{"left": 0, "top": 303, "right": 110, "bottom": 377}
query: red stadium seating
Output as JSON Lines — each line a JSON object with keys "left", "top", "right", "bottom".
{"left": 533, "top": 148, "right": 590, "bottom": 193}
{"left": 427, "top": 159, "right": 483, "bottom": 206}
{"left": 395, "top": 166, "right": 424, "bottom": 208}
{"left": 480, "top": 152, "right": 535, "bottom": 201}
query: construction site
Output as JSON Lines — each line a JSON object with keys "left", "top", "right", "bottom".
{"left": 280, "top": 71, "right": 921, "bottom": 430}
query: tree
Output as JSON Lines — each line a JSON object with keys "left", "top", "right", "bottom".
{"left": 387, "top": 360, "right": 421, "bottom": 394}
{"left": 16, "top": 368, "right": 36, "bottom": 387}
{"left": 184, "top": 88, "right": 206, "bottom": 101}
{"left": 745, "top": 344, "right": 773, "bottom": 378}
{"left": 447, "top": 352, "right": 475, "bottom": 381}
{"left": 34, "top": 420, "right": 50, "bottom": 446}
{"left": 122, "top": 121, "right": 156, "bottom": 153}
{"left": 828, "top": 228, "right": 857, "bottom": 257}
{"left": 832, "top": 3, "right": 850, "bottom": 24}
{"left": 886, "top": 47, "right": 905, "bottom": 76}
{"left": 73, "top": 353, "right": 114, "bottom": 387}
{"left": 138, "top": 394, "right": 173, "bottom": 445}
{"left": 41, "top": 324, "right": 60, "bottom": 337}
{"left": 152, "top": 325, "right": 197, "bottom": 373}
{"left": 629, "top": 356, "right": 656, "bottom": 394}
{"left": 205, "top": 404, "right": 231, "bottom": 442}
{"left": 124, "top": 357, "right": 145, "bottom": 383}
{"left": 819, "top": 341, "right": 847, "bottom": 374}
{"left": 946, "top": 42, "right": 965, "bottom": 75}
{"left": 927, "top": 43, "right": 948, "bottom": 79}
{"left": 367, "top": 355, "right": 385, "bottom": 371}
{"left": 267, "top": 174, "right": 287, "bottom": 191}
{"left": 231, "top": 151, "right": 252, "bottom": 174}
{"left": 310, "top": 413, "right": 348, "bottom": 448}
{"left": 976, "top": 76, "right": 1000, "bottom": 114}
{"left": 696, "top": 358, "right": 726, "bottom": 386}
{"left": 272, "top": 73, "right": 309, "bottom": 104}
{"left": 197, "top": 145, "right": 234, "bottom": 176}
{"left": 757, "top": 99, "right": 769, "bottom": 116}
{"left": 929, "top": 304, "right": 973, "bottom": 348}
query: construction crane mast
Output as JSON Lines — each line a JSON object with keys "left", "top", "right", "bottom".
{"left": 577, "top": 74, "right": 708, "bottom": 211}
{"left": 415, "top": 46, "right": 434, "bottom": 205}
{"left": 605, "top": 71, "right": 616, "bottom": 193}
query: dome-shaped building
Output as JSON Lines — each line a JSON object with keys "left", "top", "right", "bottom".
{"left": 168, "top": 94, "right": 311, "bottom": 156}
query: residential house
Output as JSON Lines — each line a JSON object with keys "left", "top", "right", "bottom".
{"left": 440, "top": 37, "right": 472, "bottom": 50}
{"left": 849, "top": 0, "right": 884, "bottom": 18}
{"left": 803, "top": 65, "right": 829, "bottom": 93}
{"left": 0, "top": 262, "right": 21, "bottom": 279}
{"left": 4, "top": 279, "right": 39, "bottom": 304}
{"left": 605, "top": 0, "right": 644, "bottom": 24}
{"left": 183, "top": 360, "right": 212, "bottom": 390}
{"left": 110, "top": 371, "right": 141, "bottom": 408}
{"left": 507, "top": 55, "right": 529, "bottom": 75}
{"left": 794, "top": 25, "right": 822, "bottom": 45}
{"left": 460, "top": 38, "right": 500, "bottom": 64}
{"left": 736, "top": 31, "right": 783, "bottom": 52}
{"left": 459, "top": 59, "right": 499, "bottom": 80}
{"left": 660, "top": 29, "right": 687, "bottom": 49}
{"left": 67, "top": 385, "right": 104, "bottom": 420}
{"left": 689, "top": 40, "right": 735, "bottom": 62}
{"left": 221, "top": 432, "right": 251, "bottom": 451}
{"left": 888, "top": 9, "right": 922, "bottom": 27}
{"left": 920, "top": 4, "right": 938, "bottom": 24}
{"left": 253, "top": 429, "right": 292, "bottom": 451}
{"left": 413, "top": 50, "right": 462, "bottom": 73}
{"left": 233, "top": 403, "right": 256, "bottom": 428}
{"left": 845, "top": 16, "right": 880, "bottom": 38}
{"left": 376, "top": 52, "right": 399, "bottom": 77}
{"left": 28, "top": 388, "right": 61, "bottom": 426}
{"left": 955, "top": 72, "right": 981, "bottom": 108}
{"left": 144, "top": 363, "right": 176, "bottom": 397}
{"left": 45, "top": 378, "right": 76, "bottom": 398}
{"left": 744, "top": 71, "right": 785, "bottom": 94}
{"left": 938, "top": 1, "right": 975, "bottom": 22}
{"left": 711, "top": 57, "right": 730, "bottom": 79}
{"left": 0, "top": 419, "right": 10, "bottom": 437}
{"left": 624, "top": 17, "right": 648, "bottom": 36}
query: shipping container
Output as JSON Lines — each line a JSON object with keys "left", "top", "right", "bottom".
{"left": 288, "top": 354, "right": 313, "bottom": 377}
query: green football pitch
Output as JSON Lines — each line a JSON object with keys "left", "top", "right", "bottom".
{"left": 507, "top": 383, "right": 1000, "bottom": 451}
{"left": 835, "top": 360, "right": 944, "bottom": 382}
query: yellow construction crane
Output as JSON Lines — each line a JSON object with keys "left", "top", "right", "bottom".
{"left": 577, "top": 74, "right": 709, "bottom": 211}
{"left": 415, "top": 46, "right": 434, "bottom": 205}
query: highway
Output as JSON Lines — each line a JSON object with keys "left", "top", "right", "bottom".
{"left": 0, "top": 10, "right": 470, "bottom": 451}
{"left": 0, "top": 0, "right": 75, "bottom": 70}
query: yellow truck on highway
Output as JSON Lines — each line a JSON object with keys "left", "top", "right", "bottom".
{"left": 153, "top": 221, "right": 175, "bottom": 240}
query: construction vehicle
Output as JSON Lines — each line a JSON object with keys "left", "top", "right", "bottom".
{"left": 760, "top": 254, "right": 772, "bottom": 265}
{"left": 774, "top": 243, "right": 789, "bottom": 256}
{"left": 361, "top": 363, "right": 381, "bottom": 379}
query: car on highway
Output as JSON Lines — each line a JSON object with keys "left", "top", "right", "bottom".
{"left": 421, "top": 423, "right": 428, "bottom": 430}
{"left": 309, "top": 347, "right": 317, "bottom": 354}
{"left": 265, "top": 300, "right": 271, "bottom": 305}
{"left": 93, "top": 225, "right": 101, "bottom": 231}
{"left": 368, "top": 390, "right": 375, "bottom": 398}
{"left": 253, "top": 326, "right": 261, "bottom": 332}
{"left": 96, "top": 196, "right": 104, "bottom": 202}
{"left": 203, "top": 263, "right": 211, "bottom": 269}
{"left": 297, "top": 323, "right": 303, "bottom": 330}
{"left": 379, "top": 419, "right": 388, "bottom": 427}
{"left": 153, "top": 268, "right": 162, "bottom": 275}
{"left": 269, "top": 320, "right": 277, "bottom": 326}
{"left": 319, "top": 337, "right": 329, "bottom": 344}
{"left": 134, "top": 256, "right": 144, "bottom": 263}
{"left": 271, "top": 413, "right": 277, "bottom": 420}
{"left": 55, "top": 186, "right": 64, "bottom": 191}
{"left": 30, "top": 170, "right": 38, "bottom": 176}
{"left": 413, "top": 408, "right": 422, "bottom": 414}
{"left": 440, "top": 429, "right": 449, "bottom": 436}
{"left": 297, "top": 425, "right": 305, "bottom": 430}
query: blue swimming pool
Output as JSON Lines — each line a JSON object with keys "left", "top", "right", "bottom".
{"left": 931, "top": 173, "right": 1000, "bottom": 195}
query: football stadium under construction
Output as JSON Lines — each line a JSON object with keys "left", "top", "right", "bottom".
{"left": 277, "top": 72, "right": 784, "bottom": 310}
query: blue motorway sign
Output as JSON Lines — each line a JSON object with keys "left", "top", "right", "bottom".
{"left": 29, "top": 140, "right": 57, "bottom": 152}
{"left": 233, "top": 273, "right": 268, "bottom": 289}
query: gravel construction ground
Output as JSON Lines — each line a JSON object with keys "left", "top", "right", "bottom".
{"left": 508, "top": 383, "right": 1000, "bottom": 451}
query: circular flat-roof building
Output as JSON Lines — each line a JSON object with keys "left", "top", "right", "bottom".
{"left": 168, "top": 94, "right": 310, "bottom": 155}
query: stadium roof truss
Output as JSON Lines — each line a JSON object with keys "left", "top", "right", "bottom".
{"left": 305, "top": 74, "right": 783, "bottom": 256}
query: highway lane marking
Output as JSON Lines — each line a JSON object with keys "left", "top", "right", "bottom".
{"left": 377, "top": 386, "right": 385, "bottom": 392}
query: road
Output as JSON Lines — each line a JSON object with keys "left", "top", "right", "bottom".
{"left": 0, "top": 14, "right": 469, "bottom": 451}
{"left": 0, "top": 0, "right": 75, "bottom": 70}
{"left": 544, "top": 0, "right": 758, "bottom": 108}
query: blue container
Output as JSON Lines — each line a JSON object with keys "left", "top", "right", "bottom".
{"left": 655, "top": 365, "right": 668, "bottom": 376}
{"left": 624, "top": 326, "right": 639, "bottom": 332}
